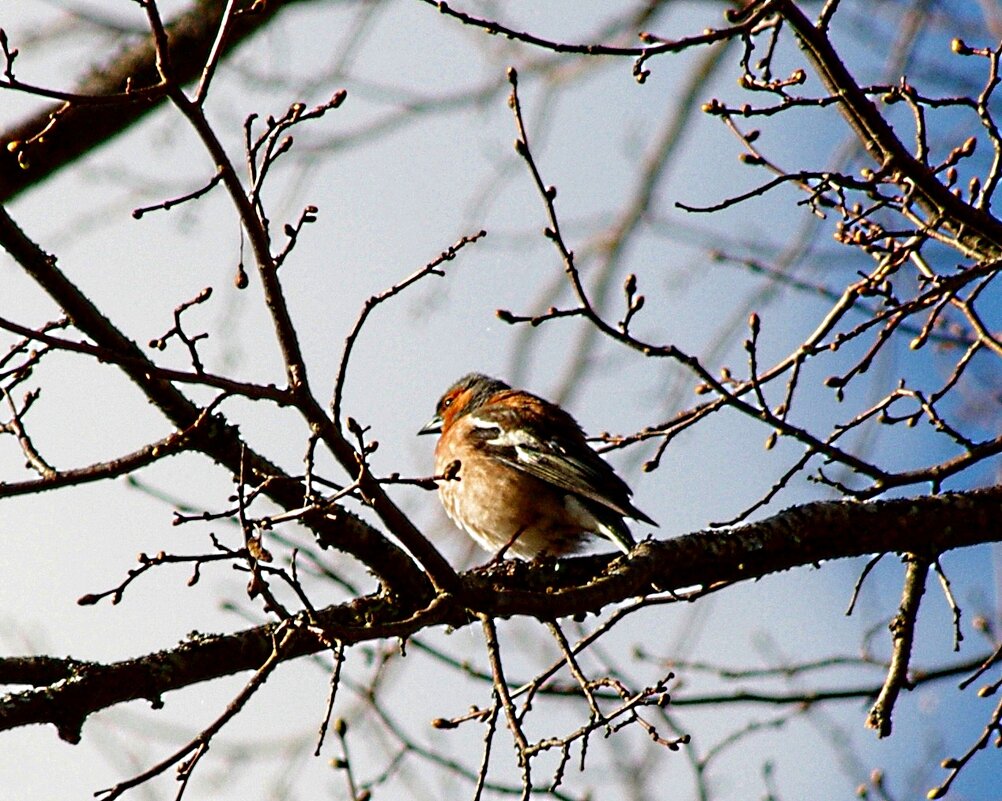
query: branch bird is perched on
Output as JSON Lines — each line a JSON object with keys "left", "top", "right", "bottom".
{"left": 419, "top": 373, "right": 657, "bottom": 559}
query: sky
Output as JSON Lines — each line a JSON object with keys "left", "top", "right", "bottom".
{"left": 1, "top": 1, "right": 1000, "bottom": 800}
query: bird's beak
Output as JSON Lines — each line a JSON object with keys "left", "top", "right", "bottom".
{"left": 418, "top": 415, "right": 443, "bottom": 436}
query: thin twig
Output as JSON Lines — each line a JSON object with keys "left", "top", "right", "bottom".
{"left": 866, "top": 555, "right": 930, "bottom": 737}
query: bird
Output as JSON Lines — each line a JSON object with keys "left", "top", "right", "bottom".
{"left": 418, "top": 373, "right": 657, "bottom": 559}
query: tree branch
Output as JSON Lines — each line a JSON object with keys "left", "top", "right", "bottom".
{"left": 0, "top": 200, "right": 429, "bottom": 600}
{"left": 774, "top": 0, "right": 1002, "bottom": 259}
{"left": 3, "top": 486, "right": 998, "bottom": 741}
{"left": 866, "top": 554, "right": 930, "bottom": 736}
{"left": 0, "top": 0, "right": 311, "bottom": 202}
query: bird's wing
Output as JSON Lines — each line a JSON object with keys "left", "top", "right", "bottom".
{"left": 467, "top": 406, "right": 656, "bottom": 526}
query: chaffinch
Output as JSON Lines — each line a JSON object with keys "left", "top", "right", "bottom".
{"left": 418, "top": 373, "right": 657, "bottom": 559}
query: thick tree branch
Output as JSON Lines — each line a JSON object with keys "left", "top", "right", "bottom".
{"left": 2, "top": 486, "right": 998, "bottom": 741}
{"left": 0, "top": 203, "right": 429, "bottom": 599}
{"left": 129, "top": 7, "right": 460, "bottom": 593}
{"left": 775, "top": 0, "right": 1002, "bottom": 259}
{"left": 0, "top": 0, "right": 310, "bottom": 202}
